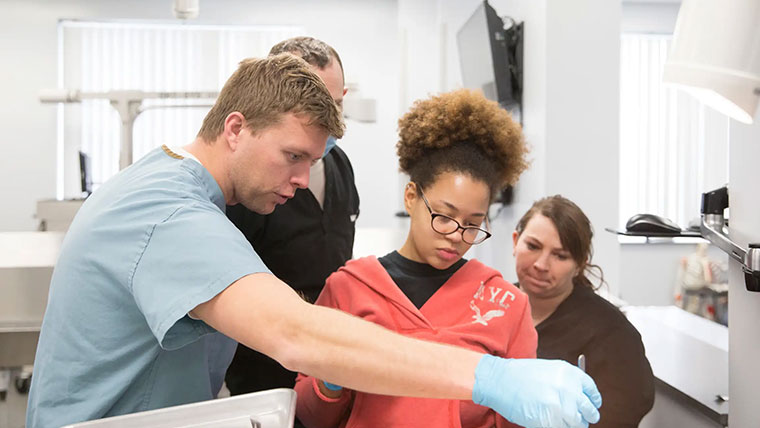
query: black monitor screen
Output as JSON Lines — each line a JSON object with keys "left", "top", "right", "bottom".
{"left": 457, "top": 1, "right": 522, "bottom": 123}
{"left": 79, "top": 151, "right": 92, "bottom": 196}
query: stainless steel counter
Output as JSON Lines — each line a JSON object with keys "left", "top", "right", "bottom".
{"left": 0, "top": 232, "right": 64, "bottom": 367}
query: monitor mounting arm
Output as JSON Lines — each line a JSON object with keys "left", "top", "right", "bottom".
{"left": 700, "top": 186, "right": 760, "bottom": 291}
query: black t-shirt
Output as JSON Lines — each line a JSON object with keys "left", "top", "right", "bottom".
{"left": 533, "top": 284, "right": 655, "bottom": 428}
{"left": 378, "top": 251, "right": 467, "bottom": 309}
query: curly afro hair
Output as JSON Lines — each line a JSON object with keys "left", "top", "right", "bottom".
{"left": 397, "top": 89, "right": 528, "bottom": 196}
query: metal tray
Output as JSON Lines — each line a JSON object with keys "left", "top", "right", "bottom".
{"left": 62, "top": 388, "right": 295, "bottom": 428}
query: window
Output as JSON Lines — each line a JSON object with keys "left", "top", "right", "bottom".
{"left": 619, "top": 34, "right": 729, "bottom": 230}
{"left": 58, "top": 21, "right": 302, "bottom": 197}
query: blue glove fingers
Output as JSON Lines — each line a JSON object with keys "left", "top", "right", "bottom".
{"left": 580, "top": 371, "right": 603, "bottom": 409}
{"left": 577, "top": 393, "right": 600, "bottom": 425}
{"left": 322, "top": 381, "right": 343, "bottom": 391}
{"left": 574, "top": 369, "right": 601, "bottom": 424}
{"left": 560, "top": 394, "right": 584, "bottom": 428}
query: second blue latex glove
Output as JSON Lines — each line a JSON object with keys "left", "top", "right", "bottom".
{"left": 472, "top": 355, "right": 602, "bottom": 428}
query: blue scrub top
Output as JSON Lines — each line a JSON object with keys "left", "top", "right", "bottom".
{"left": 26, "top": 146, "right": 270, "bottom": 428}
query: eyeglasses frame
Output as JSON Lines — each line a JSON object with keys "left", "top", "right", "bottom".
{"left": 415, "top": 184, "right": 492, "bottom": 245}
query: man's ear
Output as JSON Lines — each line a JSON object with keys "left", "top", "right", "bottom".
{"left": 223, "top": 112, "right": 246, "bottom": 150}
{"left": 512, "top": 230, "right": 519, "bottom": 257}
{"left": 403, "top": 182, "right": 418, "bottom": 216}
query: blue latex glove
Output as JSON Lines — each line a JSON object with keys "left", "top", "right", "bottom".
{"left": 322, "top": 381, "right": 343, "bottom": 391}
{"left": 472, "top": 355, "right": 602, "bottom": 428}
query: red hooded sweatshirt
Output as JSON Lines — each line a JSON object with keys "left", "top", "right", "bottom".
{"left": 295, "top": 256, "right": 537, "bottom": 428}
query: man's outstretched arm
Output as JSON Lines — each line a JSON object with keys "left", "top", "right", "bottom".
{"left": 193, "top": 273, "right": 601, "bottom": 428}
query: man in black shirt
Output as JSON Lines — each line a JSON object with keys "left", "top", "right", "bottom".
{"left": 224, "top": 37, "right": 360, "bottom": 397}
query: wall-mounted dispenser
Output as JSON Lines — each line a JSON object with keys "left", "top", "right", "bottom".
{"left": 700, "top": 185, "right": 760, "bottom": 292}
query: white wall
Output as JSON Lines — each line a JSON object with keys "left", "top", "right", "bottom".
{"left": 0, "top": 0, "right": 400, "bottom": 231}
{"left": 727, "top": 104, "right": 760, "bottom": 427}
{"left": 622, "top": 2, "right": 680, "bottom": 33}
{"left": 542, "top": 0, "right": 621, "bottom": 293}
{"left": 0, "top": 1, "right": 60, "bottom": 232}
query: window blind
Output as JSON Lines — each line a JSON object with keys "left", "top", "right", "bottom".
{"left": 619, "top": 34, "right": 729, "bottom": 230}
{"left": 59, "top": 21, "right": 302, "bottom": 195}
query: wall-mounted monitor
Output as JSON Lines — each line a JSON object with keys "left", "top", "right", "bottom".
{"left": 457, "top": 0, "right": 523, "bottom": 125}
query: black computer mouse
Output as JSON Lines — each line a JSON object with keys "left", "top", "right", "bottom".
{"left": 625, "top": 213, "right": 682, "bottom": 234}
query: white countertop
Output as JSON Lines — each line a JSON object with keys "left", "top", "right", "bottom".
{"left": 0, "top": 231, "right": 65, "bottom": 268}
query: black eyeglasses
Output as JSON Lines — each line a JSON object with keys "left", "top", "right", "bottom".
{"left": 417, "top": 185, "right": 492, "bottom": 245}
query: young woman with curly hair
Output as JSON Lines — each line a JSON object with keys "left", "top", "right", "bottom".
{"left": 294, "top": 89, "right": 541, "bottom": 428}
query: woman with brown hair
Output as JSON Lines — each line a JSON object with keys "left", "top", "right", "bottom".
{"left": 512, "top": 195, "right": 655, "bottom": 427}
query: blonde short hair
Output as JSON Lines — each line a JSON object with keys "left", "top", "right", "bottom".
{"left": 197, "top": 53, "right": 344, "bottom": 141}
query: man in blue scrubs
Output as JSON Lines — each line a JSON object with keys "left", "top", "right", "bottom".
{"left": 27, "top": 54, "right": 602, "bottom": 428}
